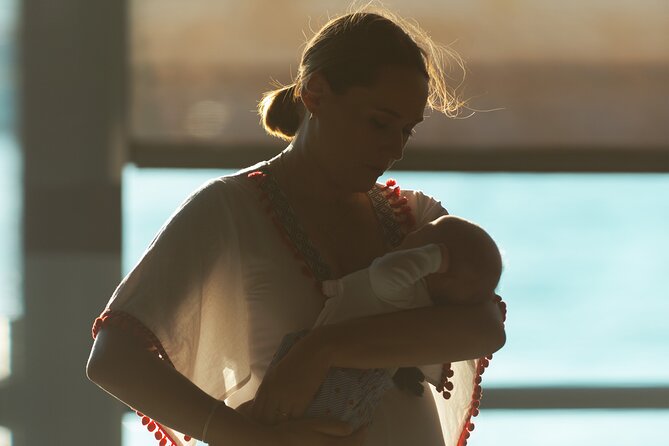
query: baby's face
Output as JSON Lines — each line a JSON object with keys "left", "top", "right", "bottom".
{"left": 426, "top": 269, "right": 494, "bottom": 306}
{"left": 401, "top": 219, "right": 499, "bottom": 305}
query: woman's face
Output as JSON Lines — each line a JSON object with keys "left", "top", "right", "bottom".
{"left": 307, "top": 65, "right": 429, "bottom": 193}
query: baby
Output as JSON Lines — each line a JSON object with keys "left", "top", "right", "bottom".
{"left": 266, "top": 214, "right": 503, "bottom": 428}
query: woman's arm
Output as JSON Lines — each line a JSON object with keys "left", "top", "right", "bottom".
{"left": 251, "top": 298, "right": 504, "bottom": 422}
{"left": 312, "top": 296, "right": 505, "bottom": 369}
{"left": 87, "top": 324, "right": 366, "bottom": 446}
{"left": 86, "top": 324, "right": 274, "bottom": 446}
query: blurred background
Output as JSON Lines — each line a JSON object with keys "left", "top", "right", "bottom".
{"left": 0, "top": 0, "right": 667, "bottom": 445}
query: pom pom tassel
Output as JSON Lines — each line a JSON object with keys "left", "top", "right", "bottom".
{"left": 456, "top": 295, "right": 507, "bottom": 446}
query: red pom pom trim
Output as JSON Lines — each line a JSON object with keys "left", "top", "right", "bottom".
{"left": 381, "top": 181, "right": 415, "bottom": 235}
{"left": 455, "top": 294, "right": 508, "bottom": 446}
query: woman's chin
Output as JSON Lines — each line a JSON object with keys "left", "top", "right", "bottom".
{"left": 358, "top": 169, "right": 384, "bottom": 191}
{"left": 358, "top": 176, "right": 380, "bottom": 193}
{"left": 331, "top": 172, "right": 374, "bottom": 193}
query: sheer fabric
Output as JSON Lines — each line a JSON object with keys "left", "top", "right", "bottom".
{"left": 93, "top": 161, "right": 485, "bottom": 446}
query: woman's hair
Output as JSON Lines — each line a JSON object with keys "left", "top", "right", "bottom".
{"left": 258, "top": 5, "right": 466, "bottom": 141}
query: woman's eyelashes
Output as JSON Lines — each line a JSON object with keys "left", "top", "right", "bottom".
{"left": 370, "top": 117, "right": 388, "bottom": 130}
{"left": 370, "top": 118, "right": 416, "bottom": 138}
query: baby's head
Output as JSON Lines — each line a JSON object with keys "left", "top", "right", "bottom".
{"left": 403, "top": 215, "right": 502, "bottom": 305}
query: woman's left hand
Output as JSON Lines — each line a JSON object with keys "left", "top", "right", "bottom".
{"left": 251, "top": 329, "right": 332, "bottom": 425}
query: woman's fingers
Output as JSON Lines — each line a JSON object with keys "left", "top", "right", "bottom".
{"left": 263, "top": 401, "right": 281, "bottom": 425}
{"left": 252, "top": 389, "right": 276, "bottom": 423}
{"left": 251, "top": 388, "right": 278, "bottom": 424}
{"left": 261, "top": 395, "right": 292, "bottom": 424}
{"left": 272, "top": 405, "right": 293, "bottom": 424}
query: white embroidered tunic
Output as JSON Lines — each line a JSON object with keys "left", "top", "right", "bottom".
{"left": 93, "top": 161, "right": 486, "bottom": 446}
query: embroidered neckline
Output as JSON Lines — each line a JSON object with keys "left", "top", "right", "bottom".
{"left": 252, "top": 168, "right": 332, "bottom": 281}
{"left": 368, "top": 185, "right": 404, "bottom": 248}
{"left": 250, "top": 167, "right": 413, "bottom": 282}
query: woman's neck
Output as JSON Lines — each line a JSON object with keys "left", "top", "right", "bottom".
{"left": 271, "top": 121, "right": 363, "bottom": 206}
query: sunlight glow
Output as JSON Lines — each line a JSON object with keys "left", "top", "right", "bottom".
{"left": 0, "top": 316, "right": 10, "bottom": 381}
{"left": 0, "top": 426, "right": 11, "bottom": 446}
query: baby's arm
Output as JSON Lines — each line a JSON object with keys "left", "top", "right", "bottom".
{"left": 369, "top": 243, "right": 443, "bottom": 307}
{"left": 315, "top": 267, "right": 380, "bottom": 327}
{"left": 314, "top": 244, "right": 443, "bottom": 327}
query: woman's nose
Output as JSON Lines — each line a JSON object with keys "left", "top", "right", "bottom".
{"left": 385, "top": 133, "right": 406, "bottom": 161}
{"left": 394, "top": 138, "right": 407, "bottom": 161}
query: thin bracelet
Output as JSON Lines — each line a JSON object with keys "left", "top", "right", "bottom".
{"left": 202, "top": 399, "right": 224, "bottom": 444}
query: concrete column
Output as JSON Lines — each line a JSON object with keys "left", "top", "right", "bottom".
{"left": 10, "top": 0, "right": 128, "bottom": 444}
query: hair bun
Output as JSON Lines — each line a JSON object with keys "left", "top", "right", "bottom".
{"left": 258, "top": 83, "right": 304, "bottom": 141}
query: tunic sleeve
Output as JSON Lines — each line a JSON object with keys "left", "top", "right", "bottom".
{"left": 409, "top": 189, "right": 449, "bottom": 227}
{"left": 91, "top": 177, "right": 250, "bottom": 446}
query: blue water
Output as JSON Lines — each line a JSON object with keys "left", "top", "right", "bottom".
{"left": 0, "top": 135, "right": 21, "bottom": 319}
{"left": 0, "top": 426, "right": 10, "bottom": 446}
{"left": 471, "top": 409, "right": 669, "bottom": 445}
{"left": 123, "top": 166, "right": 669, "bottom": 388}
{"left": 0, "top": 0, "right": 20, "bottom": 321}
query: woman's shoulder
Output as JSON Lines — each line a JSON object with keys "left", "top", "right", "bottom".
{"left": 194, "top": 160, "right": 271, "bottom": 200}
{"left": 158, "top": 163, "right": 270, "bottom": 233}
{"left": 376, "top": 178, "right": 448, "bottom": 229}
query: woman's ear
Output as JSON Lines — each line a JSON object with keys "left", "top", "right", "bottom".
{"left": 301, "top": 72, "right": 331, "bottom": 115}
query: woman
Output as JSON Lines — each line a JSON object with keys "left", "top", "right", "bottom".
{"left": 86, "top": 7, "right": 506, "bottom": 446}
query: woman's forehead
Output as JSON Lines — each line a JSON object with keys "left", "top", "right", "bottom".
{"left": 345, "top": 67, "right": 428, "bottom": 120}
